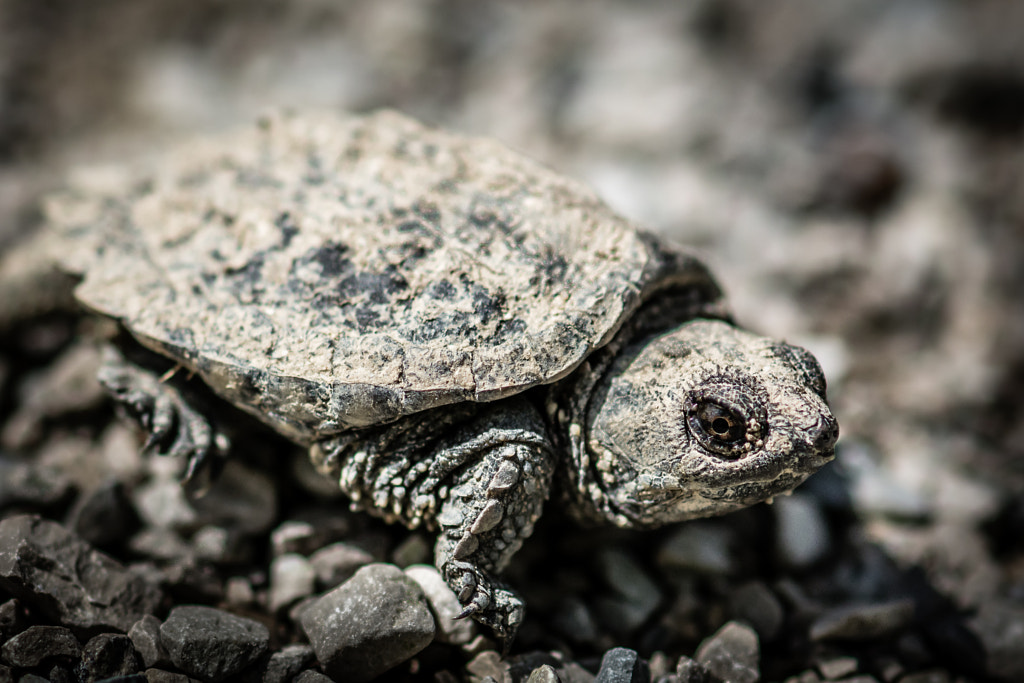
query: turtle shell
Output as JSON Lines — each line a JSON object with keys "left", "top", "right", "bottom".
{"left": 48, "top": 111, "right": 671, "bottom": 442}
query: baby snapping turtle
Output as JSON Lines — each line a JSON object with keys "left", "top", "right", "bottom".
{"left": 30, "top": 111, "right": 838, "bottom": 640}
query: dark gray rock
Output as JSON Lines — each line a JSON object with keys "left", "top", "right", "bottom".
{"left": 128, "top": 615, "right": 170, "bottom": 669}
{"left": 594, "top": 648, "right": 649, "bottom": 683}
{"left": 66, "top": 480, "right": 137, "bottom": 549}
{"left": 809, "top": 599, "right": 915, "bottom": 641}
{"left": 91, "top": 676, "right": 147, "bottom": 683}
{"left": 728, "top": 582, "right": 784, "bottom": 641}
{"left": 0, "top": 663, "right": 11, "bottom": 683}
{"left": 694, "top": 621, "right": 760, "bottom": 683}
{"left": 159, "top": 605, "right": 270, "bottom": 683}
{"left": 261, "top": 644, "right": 316, "bottom": 683}
{"left": 144, "top": 669, "right": 197, "bottom": 683}
{"left": 18, "top": 674, "right": 50, "bottom": 683}
{"left": 293, "top": 671, "right": 334, "bottom": 683}
{"left": 300, "top": 563, "right": 436, "bottom": 683}
{"left": 966, "top": 601, "right": 1024, "bottom": 681}
{"left": 0, "top": 598, "right": 25, "bottom": 642}
{"left": 0, "top": 515, "right": 163, "bottom": 638}
{"left": 0, "top": 624, "right": 81, "bottom": 668}
{"left": 77, "top": 633, "right": 143, "bottom": 683}
{"left": 596, "top": 549, "right": 663, "bottom": 634}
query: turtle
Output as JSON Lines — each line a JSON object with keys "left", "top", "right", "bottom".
{"left": 2, "top": 110, "right": 838, "bottom": 642}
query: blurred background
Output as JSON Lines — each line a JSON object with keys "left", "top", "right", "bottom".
{"left": 2, "top": 0, "right": 1024, "bottom": 677}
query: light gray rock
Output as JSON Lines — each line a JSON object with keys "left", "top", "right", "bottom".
{"left": 773, "top": 492, "right": 831, "bottom": 568}
{"left": 268, "top": 553, "right": 316, "bottom": 613}
{"left": 309, "top": 542, "right": 376, "bottom": 589}
{"left": 128, "top": 615, "right": 170, "bottom": 670}
{"left": 300, "top": 563, "right": 436, "bottom": 683}
{"left": 405, "top": 564, "right": 476, "bottom": 645}
{"left": 695, "top": 621, "right": 760, "bottom": 683}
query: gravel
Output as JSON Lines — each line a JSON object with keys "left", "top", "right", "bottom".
{"left": 2, "top": 2, "right": 1024, "bottom": 680}
{"left": 158, "top": 606, "right": 269, "bottom": 682}
{"left": 299, "top": 563, "right": 436, "bottom": 682}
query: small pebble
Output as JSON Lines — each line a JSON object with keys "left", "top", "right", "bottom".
{"left": 293, "top": 671, "right": 334, "bottom": 683}
{"left": 594, "top": 647, "right": 648, "bottom": 683}
{"left": 657, "top": 522, "right": 736, "bottom": 576}
{"left": 66, "top": 480, "right": 138, "bottom": 549}
{"left": 268, "top": 553, "right": 316, "bottom": 612}
{"left": 300, "top": 563, "right": 435, "bottom": 683}
{"left": 309, "top": 542, "right": 376, "bottom": 589}
{"left": 816, "top": 656, "right": 858, "bottom": 680}
{"left": 0, "top": 625, "right": 81, "bottom": 668}
{"left": 676, "top": 656, "right": 710, "bottom": 683}
{"left": 159, "top": 605, "right": 270, "bottom": 682}
{"left": 728, "top": 582, "right": 784, "bottom": 641}
{"left": 261, "top": 643, "right": 316, "bottom": 683}
{"left": 143, "top": 670, "right": 195, "bottom": 683}
{"left": 774, "top": 493, "right": 831, "bottom": 568}
{"left": 695, "top": 621, "right": 760, "bottom": 683}
{"left": 77, "top": 633, "right": 143, "bottom": 683}
{"left": 809, "top": 599, "right": 915, "bottom": 641}
{"left": 405, "top": 564, "right": 476, "bottom": 645}
{"left": 528, "top": 664, "right": 562, "bottom": 683}
{"left": 128, "top": 615, "right": 170, "bottom": 669}
{"left": 596, "top": 548, "right": 663, "bottom": 633}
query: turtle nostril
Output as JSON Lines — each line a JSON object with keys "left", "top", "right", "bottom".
{"left": 814, "top": 414, "right": 840, "bottom": 453}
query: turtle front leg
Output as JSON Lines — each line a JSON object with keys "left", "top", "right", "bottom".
{"left": 315, "top": 398, "right": 556, "bottom": 645}
{"left": 433, "top": 428, "right": 555, "bottom": 644}
{"left": 97, "top": 346, "right": 228, "bottom": 493}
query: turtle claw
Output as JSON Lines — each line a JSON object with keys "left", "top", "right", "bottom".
{"left": 98, "top": 347, "right": 228, "bottom": 493}
{"left": 444, "top": 560, "right": 524, "bottom": 645}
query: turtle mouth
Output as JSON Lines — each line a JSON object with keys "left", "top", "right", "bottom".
{"left": 696, "top": 468, "right": 820, "bottom": 506}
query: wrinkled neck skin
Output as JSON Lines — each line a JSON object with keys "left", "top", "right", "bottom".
{"left": 550, "top": 292, "right": 837, "bottom": 529}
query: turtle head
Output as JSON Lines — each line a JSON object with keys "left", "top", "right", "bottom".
{"left": 573, "top": 319, "right": 838, "bottom": 527}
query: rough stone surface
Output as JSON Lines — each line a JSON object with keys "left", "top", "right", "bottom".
{"left": 300, "top": 563, "right": 435, "bottom": 683}
{"left": 695, "top": 621, "right": 760, "bottom": 683}
{"left": 0, "top": 599, "right": 25, "bottom": 643}
{"left": 0, "top": 624, "right": 81, "bottom": 668}
{"left": 0, "top": 515, "right": 163, "bottom": 638}
{"left": 594, "top": 647, "right": 648, "bottom": 683}
{"left": 260, "top": 644, "right": 316, "bottom": 683}
{"left": 143, "top": 670, "right": 195, "bottom": 683}
{"left": 528, "top": 664, "right": 562, "bottom": 683}
{"left": 159, "top": 605, "right": 270, "bottom": 682}
{"left": 293, "top": 671, "right": 334, "bottom": 683}
{"left": 77, "top": 633, "right": 143, "bottom": 683}
{"left": 128, "top": 616, "right": 170, "bottom": 670}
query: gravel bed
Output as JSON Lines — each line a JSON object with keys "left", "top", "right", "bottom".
{"left": 3, "top": 1, "right": 1024, "bottom": 681}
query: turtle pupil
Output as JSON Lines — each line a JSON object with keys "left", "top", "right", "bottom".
{"left": 712, "top": 417, "right": 731, "bottom": 436}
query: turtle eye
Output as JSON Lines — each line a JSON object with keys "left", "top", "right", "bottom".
{"left": 688, "top": 399, "right": 750, "bottom": 458}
